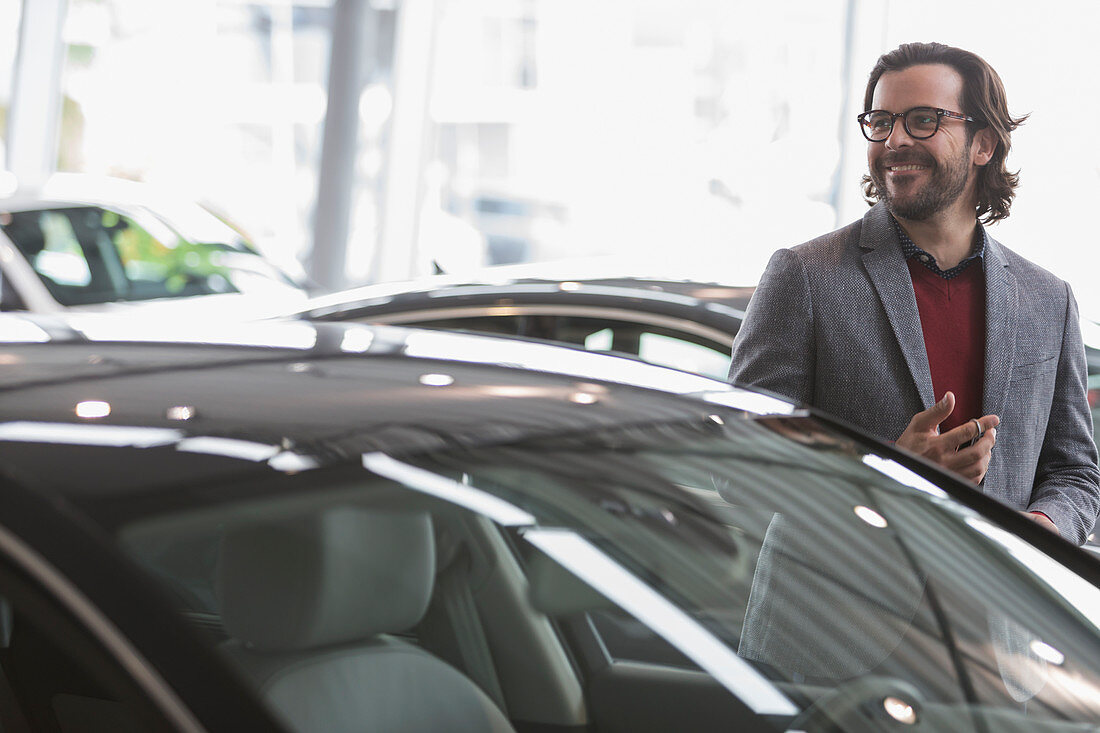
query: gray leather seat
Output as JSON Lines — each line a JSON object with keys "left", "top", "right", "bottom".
{"left": 216, "top": 507, "right": 515, "bottom": 733}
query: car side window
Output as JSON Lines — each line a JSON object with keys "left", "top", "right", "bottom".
{"left": 2, "top": 208, "right": 122, "bottom": 306}
{"left": 405, "top": 312, "right": 732, "bottom": 378}
{"left": 400, "top": 314, "right": 526, "bottom": 338}
{"left": 636, "top": 331, "right": 731, "bottom": 380}
{"left": 1, "top": 206, "right": 239, "bottom": 307}
{"left": 100, "top": 210, "right": 236, "bottom": 300}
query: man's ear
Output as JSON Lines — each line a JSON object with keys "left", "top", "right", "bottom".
{"left": 971, "top": 126, "right": 997, "bottom": 166}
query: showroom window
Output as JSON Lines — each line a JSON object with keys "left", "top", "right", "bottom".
{"left": 0, "top": 0, "right": 1089, "bottom": 312}
{"left": 56, "top": 0, "right": 336, "bottom": 277}
{"left": 0, "top": 0, "right": 21, "bottom": 165}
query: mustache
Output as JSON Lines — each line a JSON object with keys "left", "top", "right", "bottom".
{"left": 879, "top": 153, "right": 935, "bottom": 168}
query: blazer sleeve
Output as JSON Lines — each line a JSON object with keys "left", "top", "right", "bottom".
{"left": 728, "top": 247, "right": 815, "bottom": 406}
{"left": 1027, "top": 282, "right": 1100, "bottom": 545}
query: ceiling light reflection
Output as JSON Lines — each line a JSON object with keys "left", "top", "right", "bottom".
{"left": 883, "top": 696, "right": 918, "bottom": 725}
{"left": 569, "top": 392, "right": 598, "bottom": 405}
{"left": 166, "top": 406, "right": 196, "bottom": 421}
{"left": 854, "top": 505, "right": 888, "bottom": 529}
{"left": 75, "top": 400, "right": 111, "bottom": 419}
{"left": 1029, "top": 640, "right": 1066, "bottom": 666}
{"left": 419, "top": 373, "right": 455, "bottom": 387}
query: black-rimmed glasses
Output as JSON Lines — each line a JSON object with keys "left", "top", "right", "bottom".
{"left": 857, "top": 107, "right": 981, "bottom": 142}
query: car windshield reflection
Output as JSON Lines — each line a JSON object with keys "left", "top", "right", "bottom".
{"left": 116, "top": 412, "right": 1100, "bottom": 732}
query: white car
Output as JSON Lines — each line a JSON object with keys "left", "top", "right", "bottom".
{"left": 0, "top": 174, "right": 310, "bottom": 319}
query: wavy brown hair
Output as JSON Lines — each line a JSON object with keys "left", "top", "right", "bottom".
{"left": 860, "top": 42, "right": 1028, "bottom": 224}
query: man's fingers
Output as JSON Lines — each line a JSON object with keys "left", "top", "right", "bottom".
{"left": 948, "top": 427, "right": 996, "bottom": 462}
{"left": 940, "top": 425, "right": 997, "bottom": 484}
{"left": 943, "top": 445, "right": 991, "bottom": 481}
{"left": 909, "top": 392, "right": 955, "bottom": 432}
{"left": 942, "top": 414, "right": 1000, "bottom": 449}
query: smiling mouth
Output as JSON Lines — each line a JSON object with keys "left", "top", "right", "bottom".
{"left": 887, "top": 164, "right": 929, "bottom": 173}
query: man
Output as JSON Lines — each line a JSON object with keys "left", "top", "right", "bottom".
{"left": 729, "top": 42, "right": 1100, "bottom": 545}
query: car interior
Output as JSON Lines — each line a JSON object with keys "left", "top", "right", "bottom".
{"left": 104, "top": 448, "right": 1100, "bottom": 733}
{"left": 0, "top": 403, "right": 1092, "bottom": 733}
{"left": 116, "top": 477, "right": 774, "bottom": 733}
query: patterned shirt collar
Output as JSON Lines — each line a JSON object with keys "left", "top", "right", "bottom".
{"left": 891, "top": 215, "right": 986, "bottom": 280}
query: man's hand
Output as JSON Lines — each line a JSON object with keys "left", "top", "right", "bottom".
{"left": 1022, "top": 511, "right": 1061, "bottom": 535}
{"left": 896, "top": 392, "right": 1000, "bottom": 484}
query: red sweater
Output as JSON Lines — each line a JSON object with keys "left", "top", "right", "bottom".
{"left": 907, "top": 260, "right": 986, "bottom": 433}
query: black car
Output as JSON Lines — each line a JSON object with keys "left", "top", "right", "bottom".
{"left": 2, "top": 314, "right": 1100, "bottom": 732}
{"left": 292, "top": 265, "right": 754, "bottom": 381}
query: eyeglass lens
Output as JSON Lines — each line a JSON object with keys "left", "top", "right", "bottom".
{"left": 863, "top": 108, "right": 940, "bottom": 141}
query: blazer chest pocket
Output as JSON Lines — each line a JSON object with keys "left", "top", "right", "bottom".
{"left": 1009, "top": 353, "right": 1058, "bottom": 383}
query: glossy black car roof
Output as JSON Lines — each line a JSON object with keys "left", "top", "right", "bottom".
{"left": 0, "top": 314, "right": 774, "bottom": 501}
{"left": 0, "top": 312, "right": 1094, "bottom": 585}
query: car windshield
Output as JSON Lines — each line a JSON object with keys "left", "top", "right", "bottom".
{"left": 114, "top": 411, "right": 1100, "bottom": 732}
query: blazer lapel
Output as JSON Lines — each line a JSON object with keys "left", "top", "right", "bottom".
{"left": 860, "top": 205, "right": 936, "bottom": 409}
{"left": 982, "top": 237, "right": 1017, "bottom": 419}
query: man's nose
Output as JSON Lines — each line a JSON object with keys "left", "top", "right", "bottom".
{"left": 884, "top": 120, "right": 915, "bottom": 151}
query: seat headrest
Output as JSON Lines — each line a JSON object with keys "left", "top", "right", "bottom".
{"left": 4, "top": 220, "right": 46, "bottom": 257}
{"left": 217, "top": 508, "right": 434, "bottom": 652}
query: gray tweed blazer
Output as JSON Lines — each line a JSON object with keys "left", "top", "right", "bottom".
{"left": 729, "top": 202, "right": 1100, "bottom": 545}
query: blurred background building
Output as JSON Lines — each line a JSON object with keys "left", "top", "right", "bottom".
{"left": 1, "top": 0, "right": 1097, "bottom": 313}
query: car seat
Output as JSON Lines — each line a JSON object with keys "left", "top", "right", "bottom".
{"left": 215, "top": 507, "right": 515, "bottom": 733}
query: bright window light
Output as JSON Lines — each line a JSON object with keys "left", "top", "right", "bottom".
{"left": 699, "top": 390, "right": 795, "bottom": 415}
{"left": 523, "top": 528, "right": 797, "bottom": 716}
{"left": 966, "top": 517, "right": 1100, "bottom": 634}
{"left": 861, "top": 454, "right": 948, "bottom": 498}
{"left": 0, "top": 422, "right": 181, "bottom": 448}
{"left": 268, "top": 451, "right": 320, "bottom": 473}
{"left": 0, "top": 319, "right": 51, "bottom": 343}
{"left": 363, "top": 452, "right": 535, "bottom": 527}
{"left": 340, "top": 328, "right": 375, "bottom": 353}
{"left": 176, "top": 437, "right": 280, "bottom": 462}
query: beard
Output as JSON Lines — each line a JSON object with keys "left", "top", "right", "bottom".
{"left": 870, "top": 145, "right": 972, "bottom": 221}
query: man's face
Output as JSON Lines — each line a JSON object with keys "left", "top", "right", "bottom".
{"left": 867, "top": 64, "right": 981, "bottom": 221}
